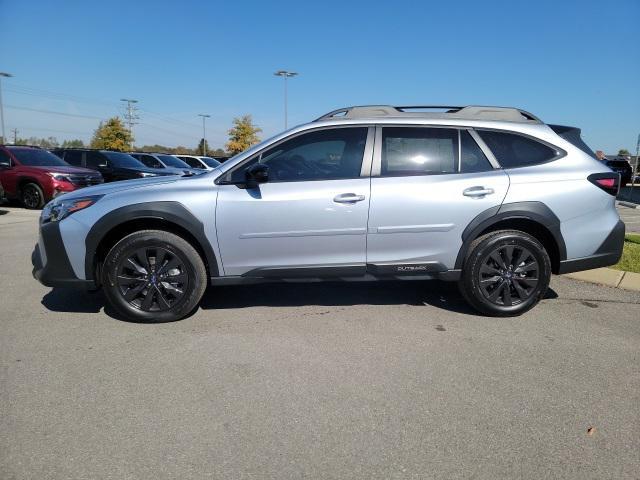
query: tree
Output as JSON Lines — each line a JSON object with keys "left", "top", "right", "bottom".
{"left": 61, "top": 139, "right": 85, "bottom": 148}
{"left": 196, "top": 138, "right": 210, "bottom": 155}
{"left": 15, "top": 136, "right": 59, "bottom": 148}
{"left": 618, "top": 149, "right": 630, "bottom": 156}
{"left": 226, "top": 115, "right": 261, "bottom": 155}
{"left": 90, "top": 117, "right": 133, "bottom": 151}
{"left": 211, "top": 148, "right": 226, "bottom": 157}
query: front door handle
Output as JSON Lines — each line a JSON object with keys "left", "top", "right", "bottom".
{"left": 333, "top": 193, "right": 366, "bottom": 203}
{"left": 463, "top": 186, "right": 495, "bottom": 198}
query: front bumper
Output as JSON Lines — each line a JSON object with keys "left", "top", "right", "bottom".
{"left": 558, "top": 220, "right": 625, "bottom": 274}
{"left": 32, "top": 220, "right": 94, "bottom": 288}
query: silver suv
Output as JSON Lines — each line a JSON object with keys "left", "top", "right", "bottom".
{"left": 32, "top": 105, "right": 625, "bottom": 322}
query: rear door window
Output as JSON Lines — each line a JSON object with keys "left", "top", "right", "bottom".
{"left": 86, "top": 152, "right": 106, "bottom": 169}
{"left": 460, "top": 131, "right": 493, "bottom": 173}
{"left": 381, "top": 127, "right": 458, "bottom": 176}
{"left": 478, "top": 130, "right": 559, "bottom": 168}
{"left": 64, "top": 151, "right": 83, "bottom": 166}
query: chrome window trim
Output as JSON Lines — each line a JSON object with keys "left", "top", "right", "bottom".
{"left": 468, "top": 129, "right": 500, "bottom": 169}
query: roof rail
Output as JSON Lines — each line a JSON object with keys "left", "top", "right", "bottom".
{"left": 314, "top": 105, "right": 542, "bottom": 123}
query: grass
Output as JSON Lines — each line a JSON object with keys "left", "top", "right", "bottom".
{"left": 611, "top": 234, "right": 640, "bottom": 273}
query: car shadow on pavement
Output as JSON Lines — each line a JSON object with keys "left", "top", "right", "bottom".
{"left": 41, "top": 281, "right": 559, "bottom": 322}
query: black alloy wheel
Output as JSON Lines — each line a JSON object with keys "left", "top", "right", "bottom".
{"left": 102, "top": 230, "right": 207, "bottom": 322}
{"left": 459, "top": 229, "right": 551, "bottom": 317}
{"left": 116, "top": 246, "right": 189, "bottom": 312}
{"left": 478, "top": 244, "right": 539, "bottom": 307}
{"left": 22, "top": 183, "right": 44, "bottom": 209}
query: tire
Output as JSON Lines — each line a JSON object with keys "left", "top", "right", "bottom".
{"left": 458, "top": 229, "right": 551, "bottom": 317}
{"left": 21, "top": 183, "right": 45, "bottom": 209}
{"left": 101, "top": 230, "right": 207, "bottom": 322}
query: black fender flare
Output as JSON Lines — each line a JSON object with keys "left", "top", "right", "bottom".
{"left": 454, "top": 201, "right": 567, "bottom": 270}
{"left": 84, "top": 201, "right": 219, "bottom": 280}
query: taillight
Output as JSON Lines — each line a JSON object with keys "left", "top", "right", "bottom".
{"left": 588, "top": 173, "right": 620, "bottom": 196}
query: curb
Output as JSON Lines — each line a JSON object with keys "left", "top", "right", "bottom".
{"left": 617, "top": 201, "right": 639, "bottom": 209}
{"left": 563, "top": 268, "right": 640, "bottom": 292}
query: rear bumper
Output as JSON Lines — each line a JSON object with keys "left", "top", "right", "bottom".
{"left": 558, "top": 220, "right": 625, "bottom": 274}
{"left": 32, "top": 221, "right": 94, "bottom": 288}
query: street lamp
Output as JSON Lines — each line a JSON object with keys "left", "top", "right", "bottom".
{"left": 0, "top": 72, "right": 13, "bottom": 144}
{"left": 198, "top": 114, "right": 211, "bottom": 155}
{"left": 274, "top": 70, "right": 298, "bottom": 129}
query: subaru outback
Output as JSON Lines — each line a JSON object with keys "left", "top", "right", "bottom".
{"left": 32, "top": 105, "right": 625, "bottom": 322}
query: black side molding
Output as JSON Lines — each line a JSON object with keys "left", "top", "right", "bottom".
{"left": 32, "top": 222, "right": 94, "bottom": 288}
{"left": 558, "top": 220, "right": 625, "bottom": 274}
{"left": 455, "top": 201, "right": 567, "bottom": 270}
{"left": 84, "top": 201, "right": 219, "bottom": 281}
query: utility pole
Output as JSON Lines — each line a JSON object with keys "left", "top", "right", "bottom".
{"left": 0, "top": 72, "right": 13, "bottom": 144}
{"left": 198, "top": 114, "right": 210, "bottom": 155}
{"left": 120, "top": 98, "right": 139, "bottom": 143}
{"left": 11, "top": 127, "right": 18, "bottom": 144}
{"left": 274, "top": 70, "right": 298, "bottom": 129}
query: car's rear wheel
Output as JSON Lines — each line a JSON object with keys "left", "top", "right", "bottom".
{"left": 459, "top": 230, "right": 551, "bottom": 316}
{"left": 21, "top": 183, "right": 45, "bottom": 209}
{"left": 101, "top": 230, "right": 207, "bottom": 322}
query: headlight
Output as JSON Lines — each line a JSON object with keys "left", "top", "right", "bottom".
{"left": 41, "top": 195, "right": 103, "bottom": 223}
{"left": 49, "top": 173, "right": 72, "bottom": 182}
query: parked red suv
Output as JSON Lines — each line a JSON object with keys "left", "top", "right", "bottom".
{"left": 0, "top": 145, "right": 103, "bottom": 209}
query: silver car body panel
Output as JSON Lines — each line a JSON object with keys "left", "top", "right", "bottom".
{"left": 41, "top": 113, "right": 621, "bottom": 282}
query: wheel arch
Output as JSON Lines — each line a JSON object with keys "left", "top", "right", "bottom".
{"left": 85, "top": 202, "right": 219, "bottom": 284}
{"left": 455, "top": 202, "right": 566, "bottom": 274}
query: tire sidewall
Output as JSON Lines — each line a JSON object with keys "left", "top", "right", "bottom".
{"left": 22, "top": 183, "right": 44, "bottom": 209}
{"left": 462, "top": 231, "right": 551, "bottom": 316}
{"left": 102, "top": 231, "right": 206, "bottom": 323}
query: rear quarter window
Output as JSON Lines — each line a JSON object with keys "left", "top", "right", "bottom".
{"left": 478, "top": 130, "right": 560, "bottom": 168}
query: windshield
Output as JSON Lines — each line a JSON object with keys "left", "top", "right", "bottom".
{"left": 102, "top": 151, "right": 147, "bottom": 168}
{"left": 158, "top": 154, "right": 190, "bottom": 168}
{"left": 201, "top": 157, "right": 221, "bottom": 168}
{"left": 9, "top": 148, "right": 69, "bottom": 166}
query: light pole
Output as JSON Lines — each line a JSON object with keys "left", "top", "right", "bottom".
{"left": 274, "top": 70, "right": 298, "bottom": 129}
{"left": 0, "top": 72, "right": 13, "bottom": 144}
{"left": 198, "top": 114, "right": 211, "bottom": 155}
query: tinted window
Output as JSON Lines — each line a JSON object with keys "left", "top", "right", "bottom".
{"left": 8, "top": 148, "right": 68, "bottom": 166}
{"left": 64, "top": 151, "right": 83, "bottom": 166}
{"left": 228, "top": 127, "right": 368, "bottom": 183}
{"left": 478, "top": 130, "right": 558, "bottom": 168}
{"left": 179, "top": 156, "right": 202, "bottom": 168}
{"left": 86, "top": 151, "right": 106, "bottom": 168}
{"left": 137, "top": 155, "right": 163, "bottom": 169}
{"left": 460, "top": 131, "right": 493, "bottom": 173}
{"left": 382, "top": 127, "right": 458, "bottom": 176}
{"left": 201, "top": 157, "right": 221, "bottom": 168}
{"left": 158, "top": 154, "right": 190, "bottom": 168}
{"left": 102, "top": 151, "right": 146, "bottom": 168}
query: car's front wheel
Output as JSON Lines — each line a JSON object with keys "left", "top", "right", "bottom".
{"left": 102, "top": 230, "right": 207, "bottom": 322}
{"left": 459, "top": 229, "right": 551, "bottom": 316}
{"left": 21, "top": 183, "right": 45, "bottom": 209}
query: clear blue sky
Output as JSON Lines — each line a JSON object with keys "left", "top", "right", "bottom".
{"left": 0, "top": 0, "right": 638, "bottom": 153}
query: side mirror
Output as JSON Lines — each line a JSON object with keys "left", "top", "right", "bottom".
{"left": 245, "top": 163, "right": 269, "bottom": 186}
{"left": 0, "top": 163, "right": 11, "bottom": 170}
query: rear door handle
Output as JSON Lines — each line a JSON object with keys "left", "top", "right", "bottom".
{"left": 463, "top": 186, "right": 495, "bottom": 198}
{"left": 333, "top": 193, "right": 366, "bottom": 203}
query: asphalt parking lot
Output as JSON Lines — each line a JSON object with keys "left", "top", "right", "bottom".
{"left": 1, "top": 206, "right": 639, "bottom": 479}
